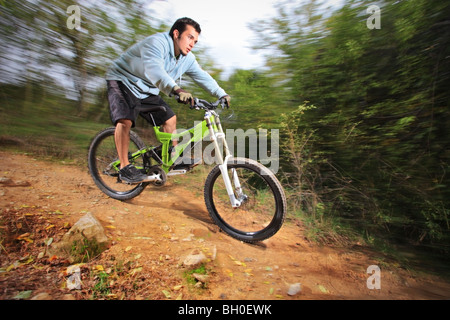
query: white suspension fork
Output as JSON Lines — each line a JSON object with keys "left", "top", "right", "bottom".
{"left": 206, "top": 113, "right": 242, "bottom": 208}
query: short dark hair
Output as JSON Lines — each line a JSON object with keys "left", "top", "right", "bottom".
{"left": 169, "top": 17, "right": 201, "bottom": 39}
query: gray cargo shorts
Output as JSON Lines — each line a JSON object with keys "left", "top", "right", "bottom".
{"left": 107, "top": 80, "right": 175, "bottom": 128}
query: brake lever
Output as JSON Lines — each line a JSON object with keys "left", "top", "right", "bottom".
{"left": 220, "top": 98, "right": 229, "bottom": 109}
{"left": 190, "top": 97, "right": 201, "bottom": 110}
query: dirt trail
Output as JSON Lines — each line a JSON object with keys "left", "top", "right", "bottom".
{"left": 1, "top": 150, "right": 449, "bottom": 300}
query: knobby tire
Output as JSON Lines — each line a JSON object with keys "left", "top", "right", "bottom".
{"left": 204, "top": 157, "right": 287, "bottom": 243}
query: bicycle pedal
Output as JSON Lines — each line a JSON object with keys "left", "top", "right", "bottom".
{"left": 118, "top": 178, "right": 144, "bottom": 185}
{"left": 172, "top": 164, "right": 197, "bottom": 171}
{"left": 167, "top": 169, "right": 188, "bottom": 176}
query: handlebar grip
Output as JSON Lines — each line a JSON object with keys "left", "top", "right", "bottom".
{"left": 220, "top": 97, "right": 229, "bottom": 109}
{"left": 174, "top": 95, "right": 195, "bottom": 107}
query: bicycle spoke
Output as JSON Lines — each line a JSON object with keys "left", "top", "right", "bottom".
{"left": 212, "top": 167, "right": 277, "bottom": 234}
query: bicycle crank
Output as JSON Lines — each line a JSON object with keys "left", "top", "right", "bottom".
{"left": 146, "top": 166, "right": 167, "bottom": 187}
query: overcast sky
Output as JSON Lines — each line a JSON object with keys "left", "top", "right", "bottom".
{"left": 147, "top": 0, "right": 345, "bottom": 78}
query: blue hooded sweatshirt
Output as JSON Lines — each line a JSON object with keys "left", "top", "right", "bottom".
{"left": 106, "top": 32, "right": 227, "bottom": 100}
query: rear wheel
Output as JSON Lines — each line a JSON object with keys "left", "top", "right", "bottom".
{"left": 88, "top": 127, "right": 153, "bottom": 200}
{"left": 204, "top": 158, "right": 287, "bottom": 243}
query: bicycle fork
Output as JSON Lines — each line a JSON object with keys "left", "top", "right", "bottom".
{"left": 205, "top": 112, "right": 244, "bottom": 208}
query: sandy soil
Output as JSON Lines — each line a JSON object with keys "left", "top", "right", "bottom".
{"left": 1, "top": 150, "right": 449, "bottom": 300}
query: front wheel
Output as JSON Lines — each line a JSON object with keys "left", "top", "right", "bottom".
{"left": 204, "top": 158, "right": 287, "bottom": 243}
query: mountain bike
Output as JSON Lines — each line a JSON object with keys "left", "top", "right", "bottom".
{"left": 88, "top": 97, "right": 287, "bottom": 242}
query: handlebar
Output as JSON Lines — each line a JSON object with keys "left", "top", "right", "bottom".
{"left": 174, "top": 95, "right": 229, "bottom": 110}
{"left": 191, "top": 97, "right": 229, "bottom": 110}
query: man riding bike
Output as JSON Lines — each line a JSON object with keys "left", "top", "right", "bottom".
{"left": 105, "top": 17, "right": 231, "bottom": 184}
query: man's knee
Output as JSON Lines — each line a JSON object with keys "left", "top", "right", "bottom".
{"left": 162, "top": 115, "right": 177, "bottom": 133}
{"left": 116, "top": 119, "right": 132, "bottom": 129}
{"left": 165, "top": 115, "right": 177, "bottom": 125}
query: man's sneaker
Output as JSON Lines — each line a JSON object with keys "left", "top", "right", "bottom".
{"left": 119, "top": 164, "right": 148, "bottom": 184}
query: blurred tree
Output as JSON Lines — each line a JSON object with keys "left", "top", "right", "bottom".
{"left": 0, "top": 0, "right": 162, "bottom": 115}
{"left": 251, "top": 0, "right": 450, "bottom": 249}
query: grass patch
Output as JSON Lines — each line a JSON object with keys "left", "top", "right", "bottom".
{"left": 0, "top": 95, "right": 110, "bottom": 167}
{"left": 297, "top": 212, "right": 359, "bottom": 247}
{"left": 92, "top": 271, "right": 112, "bottom": 299}
{"left": 183, "top": 263, "right": 209, "bottom": 289}
{"left": 70, "top": 238, "right": 104, "bottom": 264}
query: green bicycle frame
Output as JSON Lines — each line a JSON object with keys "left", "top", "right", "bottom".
{"left": 125, "top": 113, "right": 222, "bottom": 174}
{"left": 114, "top": 108, "right": 243, "bottom": 208}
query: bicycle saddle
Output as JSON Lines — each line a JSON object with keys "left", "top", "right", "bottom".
{"left": 136, "top": 105, "right": 166, "bottom": 113}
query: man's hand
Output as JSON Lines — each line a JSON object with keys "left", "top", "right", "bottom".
{"left": 173, "top": 86, "right": 193, "bottom": 106}
{"left": 221, "top": 95, "right": 231, "bottom": 107}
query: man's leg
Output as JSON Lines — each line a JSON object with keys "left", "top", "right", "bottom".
{"left": 107, "top": 80, "right": 148, "bottom": 184}
{"left": 162, "top": 115, "right": 200, "bottom": 167}
{"left": 140, "top": 95, "right": 196, "bottom": 166}
{"left": 161, "top": 115, "right": 178, "bottom": 148}
{"left": 114, "top": 119, "right": 148, "bottom": 184}
{"left": 115, "top": 119, "right": 133, "bottom": 169}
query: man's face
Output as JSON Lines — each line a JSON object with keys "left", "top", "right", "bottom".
{"left": 173, "top": 25, "right": 199, "bottom": 57}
